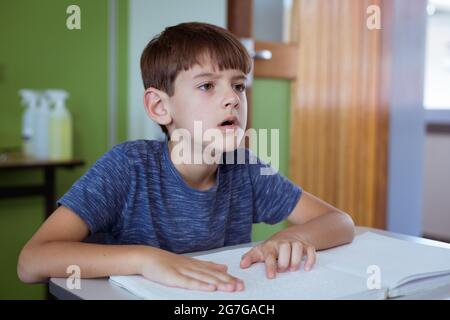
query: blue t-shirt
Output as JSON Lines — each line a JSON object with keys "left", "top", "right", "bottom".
{"left": 58, "top": 139, "right": 302, "bottom": 253}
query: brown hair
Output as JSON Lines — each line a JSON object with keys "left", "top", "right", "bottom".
{"left": 140, "top": 22, "right": 252, "bottom": 138}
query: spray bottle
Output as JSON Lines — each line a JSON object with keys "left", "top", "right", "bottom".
{"left": 18, "top": 89, "right": 38, "bottom": 157}
{"left": 34, "top": 94, "right": 51, "bottom": 159}
{"left": 47, "top": 89, "right": 72, "bottom": 160}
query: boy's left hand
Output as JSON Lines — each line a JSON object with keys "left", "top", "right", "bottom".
{"left": 239, "top": 232, "right": 316, "bottom": 279}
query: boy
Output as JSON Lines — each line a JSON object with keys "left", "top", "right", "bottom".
{"left": 18, "top": 22, "right": 354, "bottom": 293}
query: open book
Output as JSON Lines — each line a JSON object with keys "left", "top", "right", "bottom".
{"left": 109, "top": 232, "right": 450, "bottom": 299}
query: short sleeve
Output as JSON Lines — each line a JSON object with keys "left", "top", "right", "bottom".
{"left": 57, "top": 145, "right": 131, "bottom": 235}
{"left": 247, "top": 150, "right": 302, "bottom": 224}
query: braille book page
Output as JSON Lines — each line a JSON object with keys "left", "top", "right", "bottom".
{"left": 110, "top": 232, "right": 450, "bottom": 299}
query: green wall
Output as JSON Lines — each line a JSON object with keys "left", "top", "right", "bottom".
{"left": 251, "top": 79, "right": 292, "bottom": 241}
{"left": 0, "top": 0, "right": 128, "bottom": 299}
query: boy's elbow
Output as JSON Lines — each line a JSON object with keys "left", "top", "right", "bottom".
{"left": 17, "top": 245, "right": 45, "bottom": 284}
{"left": 341, "top": 212, "right": 355, "bottom": 244}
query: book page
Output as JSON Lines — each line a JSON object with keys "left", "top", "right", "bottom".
{"left": 110, "top": 246, "right": 370, "bottom": 300}
{"left": 109, "top": 232, "right": 450, "bottom": 299}
{"left": 318, "top": 232, "right": 450, "bottom": 288}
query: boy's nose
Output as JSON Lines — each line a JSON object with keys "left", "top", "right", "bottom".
{"left": 224, "top": 100, "right": 239, "bottom": 109}
{"left": 223, "top": 91, "right": 240, "bottom": 109}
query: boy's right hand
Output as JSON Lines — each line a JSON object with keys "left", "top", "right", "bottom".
{"left": 139, "top": 247, "right": 245, "bottom": 292}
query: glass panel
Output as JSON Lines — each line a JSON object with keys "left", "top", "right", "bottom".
{"left": 253, "top": 0, "right": 293, "bottom": 43}
{"left": 424, "top": 0, "right": 450, "bottom": 109}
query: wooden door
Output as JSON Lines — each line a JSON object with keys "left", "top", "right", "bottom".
{"left": 289, "top": 0, "right": 389, "bottom": 228}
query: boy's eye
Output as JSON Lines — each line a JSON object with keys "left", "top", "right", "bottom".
{"left": 199, "top": 83, "right": 214, "bottom": 91}
{"left": 234, "top": 83, "right": 246, "bottom": 92}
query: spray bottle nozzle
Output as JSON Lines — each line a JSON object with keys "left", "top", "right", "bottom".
{"left": 45, "top": 89, "right": 69, "bottom": 109}
{"left": 19, "top": 89, "right": 40, "bottom": 108}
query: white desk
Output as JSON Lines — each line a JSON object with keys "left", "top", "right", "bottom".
{"left": 49, "top": 227, "right": 450, "bottom": 300}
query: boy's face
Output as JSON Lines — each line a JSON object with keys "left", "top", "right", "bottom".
{"left": 166, "top": 58, "right": 248, "bottom": 154}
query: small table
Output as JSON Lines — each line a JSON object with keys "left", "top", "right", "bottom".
{"left": 0, "top": 152, "right": 84, "bottom": 218}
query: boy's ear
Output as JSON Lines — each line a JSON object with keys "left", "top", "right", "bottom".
{"left": 143, "top": 87, "right": 172, "bottom": 126}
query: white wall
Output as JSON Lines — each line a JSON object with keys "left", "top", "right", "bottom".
{"left": 127, "top": 0, "right": 227, "bottom": 141}
{"left": 422, "top": 133, "right": 450, "bottom": 240}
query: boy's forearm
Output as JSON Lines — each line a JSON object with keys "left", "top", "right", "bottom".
{"left": 18, "top": 241, "right": 157, "bottom": 283}
{"left": 276, "top": 212, "right": 355, "bottom": 250}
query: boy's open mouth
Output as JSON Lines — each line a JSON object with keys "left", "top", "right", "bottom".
{"left": 218, "top": 116, "right": 239, "bottom": 130}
